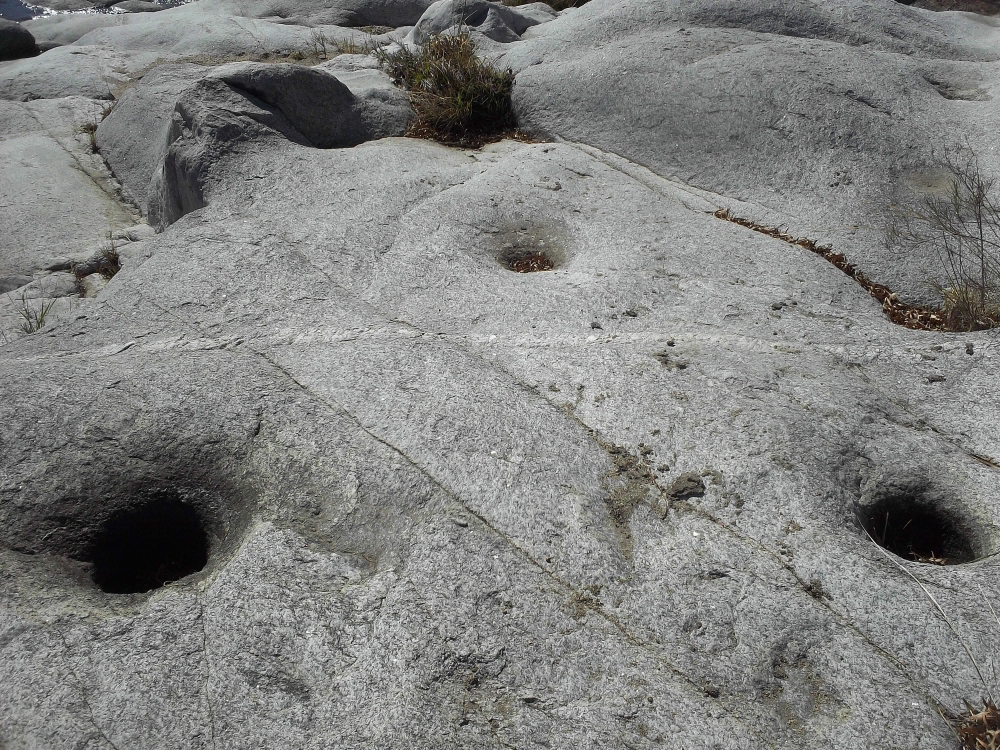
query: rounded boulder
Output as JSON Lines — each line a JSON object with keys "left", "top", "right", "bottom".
{"left": 0, "top": 19, "right": 39, "bottom": 62}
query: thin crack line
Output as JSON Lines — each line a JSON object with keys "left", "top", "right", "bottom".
{"left": 199, "top": 601, "right": 219, "bottom": 750}
{"left": 57, "top": 631, "right": 123, "bottom": 750}
{"left": 548, "top": 387, "right": 962, "bottom": 726}
{"left": 380, "top": 310, "right": 947, "bottom": 720}
{"left": 389, "top": 318, "right": 909, "bottom": 670}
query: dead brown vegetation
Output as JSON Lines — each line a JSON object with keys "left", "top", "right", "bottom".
{"left": 957, "top": 700, "right": 1000, "bottom": 750}
{"left": 714, "top": 209, "right": 952, "bottom": 330}
{"left": 373, "top": 32, "right": 519, "bottom": 147}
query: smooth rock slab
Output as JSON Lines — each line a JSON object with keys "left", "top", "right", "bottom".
{"left": 23, "top": 14, "right": 135, "bottom": 46}
{"left": 94, "top": 63, "right": 208, "bottom": 209}
{"left": 3, "top": 1, "right": 1000, "bottom": 748}
{"left": 195, "top": 0, "right": 437, "bottom": 26}
{"left": 98, "top": 58, "right": 412, "bottom": 213}
{"left": 505, "top": 0, "right": 1000, "bottom": 304}
{"left": 905, "top": 0, "right": 1000, "bottom": 11}
{"left": 0, "top": 44, "right": 159, "bottom": 101}
{"left": 98, "top": 60, "right": 411, "bottom": 225}
{"left": 69, "top": 6, "right": 365, "bottom": 56}
{"left": 113, "top": 1, "right": 166, "bottom": 12}
{"left": 207, "top": 61, "right": 367, "bottom": 148}
{"left": 0, "top": 130, "right": 996, "bottom": 749}
{"left": 0, "top": 97, "right": 136, "bottom": 280}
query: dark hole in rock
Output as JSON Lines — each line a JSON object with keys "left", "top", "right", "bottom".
{"left": 504, "top": 251, "right": 555, "bottom": 273}
{"left": 861, "top": 495, "right": 978, "bottom": 565}
{"left": 90, "top": 491, "right": 209, "bottom": 593}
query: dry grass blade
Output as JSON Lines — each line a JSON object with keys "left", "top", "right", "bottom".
{"left": 13, "top": 291, "right": 56, "bottom": 334}
{"left": 97, "top": 243, "right": 122, "bottom": 280}
{"left": 863, "top": 525, "right": 1000, "bottom": 747}
{"left": 858, "top": 522, "right": 994, "bottom": 702}
{"left": 74, "top": 233, "right": 123, "bottom": 282}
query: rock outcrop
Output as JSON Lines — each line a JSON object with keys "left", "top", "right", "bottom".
{"left": 406, "top": 0, "right": 557, "bottom": 43}
{"left": 193, "top": 0, "right": 438, "bottom": 26}
{"left": 900, "top": 0, "right": 1000, "bottom": 12}
{"left": 505, "top": 0, "right": 1000, "bottom": 304}
{"left": 96, "top": 61, "right": 412, "bottom": 226}
{"left": 3, "top": 1, "right": 1000, "bottom": 750}
{"left": 0, "top": 18, "right": 38, "bottom": 60}
{"left": 21, "top": 0, "right": 436, "bottom": 26}
{"left": 0, "top": 96, "right": 135, "bottom": 280}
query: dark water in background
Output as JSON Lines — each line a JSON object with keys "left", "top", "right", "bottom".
{"left": 1, "top": 0, "right": 184, "bottom": 21}
{"left": 0, "top": 0, "right": 43, "bottom": 21}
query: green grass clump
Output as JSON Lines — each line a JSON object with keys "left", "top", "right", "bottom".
{"left": 374, "top": 33, "right": 517, "bottom": 146}
{"left": 15, "top": 291, "right": 56, "bottom": 334}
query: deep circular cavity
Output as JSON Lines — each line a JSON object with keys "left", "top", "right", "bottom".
{"left": 90, "top": 491, "right": 209, "bottom": 594}
{"left": 860, "top": 495, "right": 979, "bottom": 565}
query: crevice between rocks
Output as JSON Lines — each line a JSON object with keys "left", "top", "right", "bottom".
{"left": 22, "top": 102, "right": 141, "bottom": 224}
{"left": 713, "top": 208, "right": 952, "bottom": 330}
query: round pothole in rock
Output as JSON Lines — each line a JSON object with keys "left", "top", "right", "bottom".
{"left": 492, "top": 222, "right": 568, "bottom": 273}
{"left": 90, "top": 492, "right": 209, "bottom": 593}
{"left": 500, "top": 249, "right": 556, "bottom": 273}
{"left": 860, "top": 495, "right": 980, "bottom": 565}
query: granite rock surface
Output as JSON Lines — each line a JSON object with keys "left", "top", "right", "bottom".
{"left": 2, "top": 1, "right": 1000, "bottom": 749}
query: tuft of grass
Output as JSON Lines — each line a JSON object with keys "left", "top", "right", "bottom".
{"left": 502, "top": 0, "right": 591, "bottom": 9}
{"left": 308, "top": 29, "right": 330, "bottom": 59}
{"left": 79, "top": 102, "right": 114, "bottom": 154}
{"left": 73, "top": 232, "right": 123, "bottom": 284}
{"left": 97, "top": 242, "right": 122, "bottom": 280}
{"left": 939, "top": 283, "right": 1000, "bottom": 332}
{"left": 333, "top": 37, "right": 371, "bottom": 56}
{"left": 14, "top": 291, "right": 56, "bottom": 334}
{"left": 81, "top": 120, "right": 99, "bottom": 153}
{"left": 958, "top": 700, "right": 1000, "bottom": 750}
{"left": 373, "top": 33, "right": 517, "bottom": 146}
